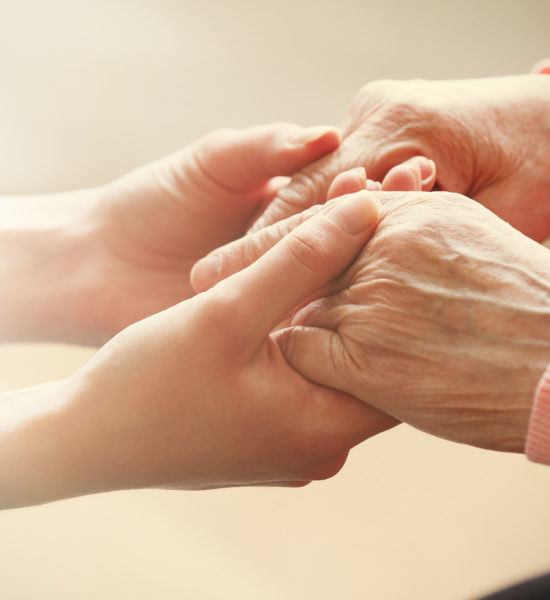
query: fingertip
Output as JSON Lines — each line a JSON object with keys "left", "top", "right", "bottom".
{"left": 382, "top": 163, "right": 419, "bottom": 192}
{"left": 289, "top": 125, "right": 341, "bottom": 149}
{"left": 531, "top": 58, "right": 550, "bottom": 75}
{"left": 382, "top": 156, "right": 435, "bottom": 192}
{"left": 418, "top": 157, "right": 436, "bottom": 190}
{"left": 324, "top": 190, "right": 381, "bottom": 236}
{"left": 259, "top": 125, "right": 341, "bottom": 182}
{"left": 327, "top": 167, "right": 367, "bottom": 200}
{"left": 190, "top": 255, "right": 221, "bottom": 293}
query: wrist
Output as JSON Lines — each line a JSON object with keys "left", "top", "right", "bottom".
{"left": 0, "top": 378, "right": 94, "bottom": 508}
{"left": 0, "top": 189, "right": 107, "bottom": 344}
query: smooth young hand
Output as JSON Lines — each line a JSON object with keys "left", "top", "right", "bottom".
{"left": 81, "top": 122, "right": 342, "bottom": 343}
{"left": 0, "top": 190, "right": 397, "bottom": 508}
{"left": 0, "top": 123, "right": 339, "bottom": 345}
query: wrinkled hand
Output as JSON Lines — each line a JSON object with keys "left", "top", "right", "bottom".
{"left": 253, "top": 75, "right": 550, "bottom": 242}
{"left": 276, "top": 191, "right": 550, "bottom": 452}
{"left": 81, "top": 123, "right": 340, "bottom": 341}
{"left": 49, "top": 190, "right": 395, "bottom": 501}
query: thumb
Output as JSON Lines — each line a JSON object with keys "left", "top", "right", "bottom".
{"left": 210, "top": 190, "right": 380, "bottom": 342}
{"left": 275, "top": 325, "right": 351, "bottom": 396}
{"left": 190, "top": 167, "right": 369, "bottom": 293}
{"left": 191, "top": 123, "right": 340, "bottom": 193}
{"left": 274, "top": 324, "right": 400, "bottom": 434}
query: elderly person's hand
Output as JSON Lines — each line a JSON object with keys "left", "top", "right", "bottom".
{"left": 275, "top": 191, "right": 550, "bottom": 452}
{"left": 251, "top": 74, "right": 550, "bottom": 242}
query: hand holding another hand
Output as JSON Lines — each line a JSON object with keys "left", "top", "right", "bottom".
{"left": 278, "top": 191, "right": 550, "bottom": 452}
{"left": 253, "top": 74, "right": 550, "bottom": 242}
{"left": 0, "top": 187, "right": 397, "bottom": 508}
{"left": 80, "top": 122, "right": 340, "bottom": 342}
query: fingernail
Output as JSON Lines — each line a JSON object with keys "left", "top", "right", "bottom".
{"left": 418, "top": 157, "right": 436, "bottom": 185}
{"left": 325, "top": 191, "right": 380, "bottom": 235}
{"left": 290, "top": 125, "right": 337, "bottom": 145}
{"left": 190, "top": 255, "right": 221, "bottom": 292}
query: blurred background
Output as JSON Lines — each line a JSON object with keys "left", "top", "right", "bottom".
{"left": 1, "top": 1, "right": 550, "bottom": 598}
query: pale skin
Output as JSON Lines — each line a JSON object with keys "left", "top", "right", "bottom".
{"left": 1, "top": 122, "right": 370, "bottom": 508}
{"left": 0, "top": 122, "right": 342, "bottom": 345}
{"left": 0, "top": 189, "right": 396, "bottom": 509}
{"left": 0, "top": 119, "right": 424, "bottom": 509}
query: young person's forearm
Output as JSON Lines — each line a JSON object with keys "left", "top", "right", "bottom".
{"left": 0, "top": 379, "right": 85, "bottom": 508}
{"left": 0, "top": 190, "right": 103, "bottom": 343}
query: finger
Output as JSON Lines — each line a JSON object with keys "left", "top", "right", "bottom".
{"left": 209, "top": 190, "right": 380, "bottom": 340}
{"left": 382, "top": 156, "right": 436, "bottom": 192}
{"left": 274, "top": 324, "right": 400, "bottom": 432}
{"left": 190, "top": 168, "right": 372, "bottom": 293}
{"left": 276, "top": 326, "right": 349, "bottom": 392}
{"left": 190, "top": 202, "right": 324, "bottom": 293}
{"left": 248, "top": 139, "right": 352, "bottom": 233}
{"left": 191, "top": 123, "right": 341, "bottom": 193}
{"left": 366, "top": 179, "right": 382, "bottom": 191}
{"left": 244, "top": 480, "right": 311, "bottom": 488}
{"left": 327, "top": 167, "right": 367, "bottom": 200}
{"left": 531, "top": 58, "right": 550, "bottom": 75}
{"left": 246, "top": 176, "right": 291, "bottom": 227}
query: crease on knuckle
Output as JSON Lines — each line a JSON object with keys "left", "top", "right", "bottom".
{"left": 277, "top": 169, "right": 333, "bottom": 211}
{"left": 285, "top": 228, "right": 330, "bottom": 273}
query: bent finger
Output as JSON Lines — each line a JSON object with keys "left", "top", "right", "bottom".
{"left": 382, "top": 156, "right": 436, "bottom": 192}
{"left": 327, "top": 167, "right": 368, "bottom": 199}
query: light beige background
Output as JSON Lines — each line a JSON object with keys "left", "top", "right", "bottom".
{"left": 1, "top": 1, "right": 550, "bottom": 598}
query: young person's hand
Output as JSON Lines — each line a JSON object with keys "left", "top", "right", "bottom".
{"left": 0, "top": 189, "right": 397, "bottom": 509}
{"left": 0, "top": 123, "right": 339, "bottom": 345}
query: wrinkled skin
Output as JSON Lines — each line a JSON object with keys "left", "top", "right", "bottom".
{"left": 253, "top": 75, "right": 550, "bottom": 242}
{"left": 191, "top": 157, "right": 434, "bottom": 292}
{"left": 276, "top": 191, "right": 550, "bottom": 452}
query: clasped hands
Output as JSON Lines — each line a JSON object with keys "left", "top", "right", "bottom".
{"left": 4, "top": 69, "right": 550, "bottom": 508}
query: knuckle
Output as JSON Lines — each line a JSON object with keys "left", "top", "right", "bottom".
{"left": 269, "top": 206, "right": 320, "bottom": 244}
{"left": 277, "top": 168, "right": 333, "bottom": 212}
{"left": 256, "top": 222, "right": 287, "bottom": 256}
{"left": 216, "top": 237, "right": 258, "bottom": 279}
{"left": 356, "top": 78, "right": 401, "bottom": 101}
{"left": 201, "top": 127, "right": 237, "bottom": 146}
{"left": 285, "top": 228, "right": 331, "bottom": 273}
